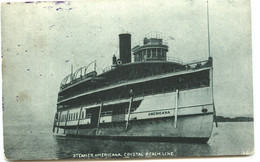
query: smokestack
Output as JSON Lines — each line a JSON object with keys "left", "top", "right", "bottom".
{"left": 119, "top": 33, "right": 131, "bottom": 64}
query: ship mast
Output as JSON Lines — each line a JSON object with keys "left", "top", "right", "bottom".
{"left": 207, "top": 0, "right": 211, "bottom": 58}
{"left": 207, "top": 1, "right": 218, "bottom": 127}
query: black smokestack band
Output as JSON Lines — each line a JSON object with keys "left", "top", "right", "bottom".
{"left": 119, "top": 33, "right": 131, "bottom": 64}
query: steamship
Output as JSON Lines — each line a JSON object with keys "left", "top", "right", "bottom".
{"left": 53, "top": 32, "right": 217, "bottom": 143}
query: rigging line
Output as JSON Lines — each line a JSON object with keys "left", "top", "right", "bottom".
{"left": 99, "top": 52, "right": 115, "bottom": 68}
{"left": 113, "top": 47, "right": 119, "bottom": 57}
{"left": 98, "top": 46, "right": 118, "bottom": 69}
{"left": 96, "top": 63, "right": 105, "bottom": 73}
{"left": 100, "top": 58, "right": 111, "bottom": 69}
{"left": 98, "top": 59, "right": 109, "bottom": 70}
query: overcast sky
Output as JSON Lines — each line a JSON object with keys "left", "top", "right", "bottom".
{"left": 2, "top": 0, "right": 253, "bottom": 126}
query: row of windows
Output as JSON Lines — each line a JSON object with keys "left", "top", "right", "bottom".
{"left": 59, "top": 111, "right": 92, "bottom": 122}
{"left": 134, "top": 48, "right": 167, "bottom": 62}
{"left": 59, "top": 108, "right": 138, "bottom": 121}
{"left": 101, "top": 111, "right": 112, "bottom": 117}
{"left": 101, "top": 108, "right": 136, "bottom": 117}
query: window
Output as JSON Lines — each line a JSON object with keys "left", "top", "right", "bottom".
{"left": 74, "top": 113, "right": 75, "bottom": 120}
{"left": 143, "top": 50, "right": 147, "bottom": 60}
{"left": 152, "top": 49, "right": 156, "bottom": 57}
{"left": 138, "top": 53, "right": 142, "bottom": 61}
{"left": 162, "top": 50, "right": 165, "bottom": 58}
{"left": 135, "top": 52, "right": 140, "bottom": 61}
{"left": 81, "top": 111, "right": 84, "bottom": 119}
{"left": 101, "top": 111, "right": 112, "bottom": 117}
{"left": 147, "top": 49, "right": 151, "bottom": 58}
{"left": 157, "top": 49, "right": 162, "bottom": 58}
{"left": 76, "top": 113, "right": 78, "bottom": 120}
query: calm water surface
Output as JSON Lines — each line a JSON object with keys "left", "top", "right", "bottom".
{"left": 3, "top": 122, "right": 254, "bottom": 160}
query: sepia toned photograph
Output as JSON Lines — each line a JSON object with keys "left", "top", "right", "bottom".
{"left": 1, "top": 0, "right": 254, "bottom": 160}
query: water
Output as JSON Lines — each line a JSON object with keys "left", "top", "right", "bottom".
{"left": 3, "top": 122, "right": 254, "bottom": 160}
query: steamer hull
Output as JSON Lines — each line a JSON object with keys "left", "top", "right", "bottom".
{"left": 55, "top": 87, "right": 214, "bottom": 142}
{"left": 53, "top": 33, "right": 216, "bottom": 143}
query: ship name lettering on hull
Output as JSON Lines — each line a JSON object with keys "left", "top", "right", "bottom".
{"left": 148, "top": 111, "right": 170, "bottom": 116}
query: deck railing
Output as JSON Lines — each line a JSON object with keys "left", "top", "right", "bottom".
{"left": 167, "top": 56, "right": 183, "bottom": 64}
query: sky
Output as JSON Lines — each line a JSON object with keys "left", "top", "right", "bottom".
{"left": 1, "top": 0, "right": 253, "bottom": 127}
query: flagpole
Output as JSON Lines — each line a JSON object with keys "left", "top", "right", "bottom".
{"left": 207, "top": 1, "right": 211, "bottom": 58}
{"left": 207, "top": 1, "right": 218, "bottom": 127}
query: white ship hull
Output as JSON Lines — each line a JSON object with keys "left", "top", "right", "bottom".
{"left": 54, "top": 87, "right": 214, "bottom": 142}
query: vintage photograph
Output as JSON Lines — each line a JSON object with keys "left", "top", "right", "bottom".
{"left": 1, "top": 0, "right": 253, "bottom": 160}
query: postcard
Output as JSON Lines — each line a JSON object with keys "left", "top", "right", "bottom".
{"left": 1, "top": 0, "right": 254, "bottom": 160}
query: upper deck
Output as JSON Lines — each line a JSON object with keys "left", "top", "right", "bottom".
{"left": 57, "top": 58, "right": 212, "bottom": 105}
